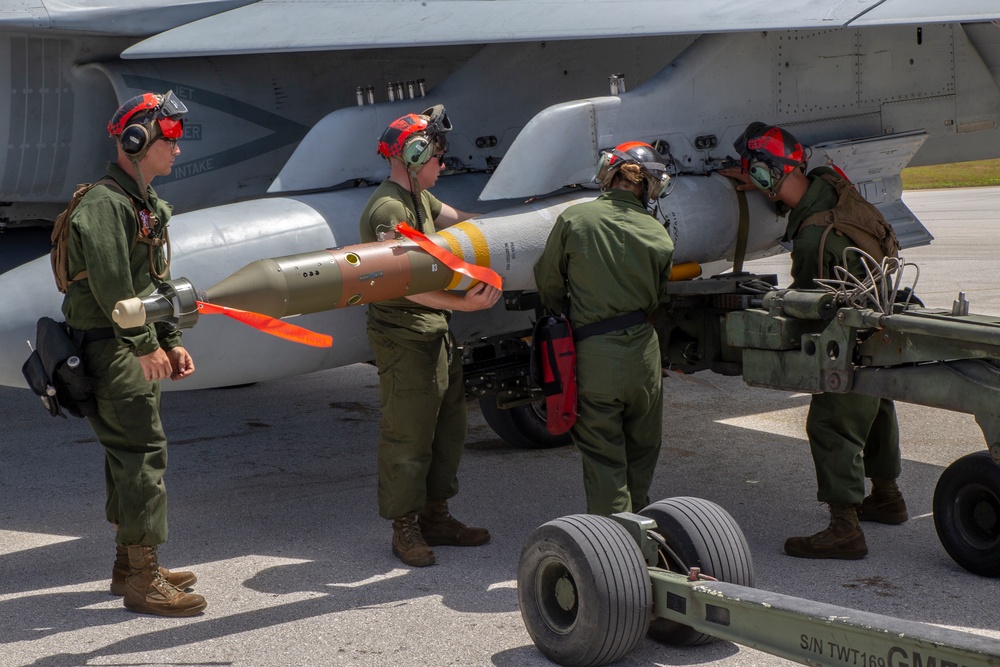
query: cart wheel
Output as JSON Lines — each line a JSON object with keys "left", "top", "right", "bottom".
{"left": 518, "top": 514, "right": 652, "bottom": 667}
{"left": 933, "top": 451, "right": 1000, "bottom": 577}
{"left": 479, "top": 396, "right": 571, "bottom": 449}
{"left": 639, "top": 496, "right": 755, "bottom": 646}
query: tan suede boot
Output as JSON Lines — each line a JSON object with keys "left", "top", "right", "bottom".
{"left": 111, "top": 545, "right": 197, "bottom": 596}
{"left": 784, "top": 504, "right": 868, "bottom": 560}
{"left": 392, "top": 515, "right": 435, "bottom": 567}
{"left": 123, "top": 546, "right": 207, "bottom": 617}
{"left": 857, "top": 478, "right": 909, "bottom": 524}
{"left": 418, "top": 498, "right": 491, "bottom": 547}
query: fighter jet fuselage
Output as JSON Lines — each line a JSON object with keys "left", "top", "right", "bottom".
{"left": 2, "top": 1, "right": 1000, "bottom": 417}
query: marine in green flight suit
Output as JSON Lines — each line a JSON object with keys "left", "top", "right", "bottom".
{"left": 723, "top": 122, "right": 908, "bottom": 561}
{"left": 785, "top": 166, "right": 902, "bottom": 513}
{"left": 361, "top": 106, "right": 501, "bottom": 568}
{"left": 64, "top": 161, "right": 178, "bottom": 547}
{"left": 534, "top": 141, "right": 674, "bottom": 516}
{"left": 359, "top": 180, "right": 464, "bottom": 522}
{"left": 62, "top": 91, "right": 205, "bottom": 616}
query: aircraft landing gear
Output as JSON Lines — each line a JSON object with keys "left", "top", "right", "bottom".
{"left": 933, "top": 450, "right": 1000, "bottom": 577}
{"left": 478, "top": 396, "right": 571, "bottom": 449}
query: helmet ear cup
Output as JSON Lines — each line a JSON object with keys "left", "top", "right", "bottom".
{"left": 594, "top": 150, "right": 616, "bottom": 189}
{"left": 747, "top": 159, "right": 783, "bottom": 192}
{"left": 401, "top": 135, "right": 432, "bottom": 167}
{"left": 646, "top": 172, "right": 670, "bottom": 200}
{"left": 119, "top": 123, "right": 151, "bottom": 156}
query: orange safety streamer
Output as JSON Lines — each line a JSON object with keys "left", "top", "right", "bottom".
{"left": 196, "top": 301, "right": 333, "bottom": 348}
{"left": 395, "top": 222, "right": 503, "bottom": 290}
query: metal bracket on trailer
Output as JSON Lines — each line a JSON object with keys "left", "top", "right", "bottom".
{"left": 650, "top": 569, "right": 1000, "bottom": 667}
{"left": 631, "top": 514, "right": 1000, "bottom": 667}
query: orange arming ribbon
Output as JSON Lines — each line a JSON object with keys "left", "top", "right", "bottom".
{"left": 196, "top": 301, "right": 332, "bottom": 348}
{"left": 395, "top": 222, "right": 503, "bottom": 290}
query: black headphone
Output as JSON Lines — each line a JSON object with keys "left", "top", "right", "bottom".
{"left": 119, "top": 122, "right": 154, "bottom": 156}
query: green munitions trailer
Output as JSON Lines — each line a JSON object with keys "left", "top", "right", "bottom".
{"left": 518, "top": 267, "right": 1000, "bottom": 666}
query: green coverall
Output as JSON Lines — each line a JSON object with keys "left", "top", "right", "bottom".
{"left": 534, "top": 189, "right": 674, "bottom": 515}
{"left": 786, "top": 167, "right": 902, "bottom": 506}
{"left": 62, "top": 162, "right": 180, "bottom": 546}
{"left": 359, "top": 180, "right": 465, "bottom": 520}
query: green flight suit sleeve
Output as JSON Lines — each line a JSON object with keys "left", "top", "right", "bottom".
{"left": 150, "top": 194, "right": 182, "bottom": 352}
{"left": 658, "top": 248, "right": 674, "bottom": 306}
{"left": 533, "top": 215, "right": 570, "bottom": 316}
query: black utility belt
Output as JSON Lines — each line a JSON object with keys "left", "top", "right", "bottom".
{"left": 73, "top": 327, "right": 116, "bottom": 346}
{"left": 573, "top": 311, "right": 647, "bottom": 342}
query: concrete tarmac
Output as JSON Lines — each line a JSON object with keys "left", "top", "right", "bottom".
{"left": 2, "top": 187, "right": 999, "bottom": 667}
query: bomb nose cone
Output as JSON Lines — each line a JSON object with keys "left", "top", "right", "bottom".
{"left": 112, "top": 297, "right": 146, "bottom": 329}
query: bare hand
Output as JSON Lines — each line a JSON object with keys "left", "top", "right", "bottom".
{"left": 166, "top": 346, "right": 195, "bottom": 381}
{"left": 718, "top": 166, "right": 757, "bottom": 192}
{"left": 138, "top": 348, "right": 173, "bottom": 382}
{"left": 462, "top": 283, "right": 503, "bottom": 312}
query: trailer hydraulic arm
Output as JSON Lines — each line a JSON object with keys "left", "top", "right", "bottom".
{"left": 654, "top": 275, "right": 1000, "bottom": 578}
{"left": 724, "top": 289, "right": 1000, "bottom": 463}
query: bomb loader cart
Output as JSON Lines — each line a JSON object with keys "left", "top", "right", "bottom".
{"left": 518, "top": 502, "right": 1000, "bottom": 667}
{"left": 654, "top": 267, "right": 1000, "bottom": 578}
{"left": 515, "top": 268, "right": 1000, "bottom": 664}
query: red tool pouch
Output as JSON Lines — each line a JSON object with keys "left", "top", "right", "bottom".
{"left": 530, "top": 315, "right": 577, "bottom": 435}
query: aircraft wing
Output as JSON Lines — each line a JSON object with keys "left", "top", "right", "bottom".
{"left": 122, "top": 0, "right": 1000, "bottom": 59}
{"left": 0, "top": 0, "right": 255, "bottom": 35}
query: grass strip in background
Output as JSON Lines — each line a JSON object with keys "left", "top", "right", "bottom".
{"left": 901, "top": 158, "right": 1000, "bottom": 190}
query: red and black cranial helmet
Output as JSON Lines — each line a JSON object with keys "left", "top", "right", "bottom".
{"left": 377, "top": 104, "right": 452, "bottom": 168}
{"left": 108, "top": 90, "right": 188, "bottom": 155}
{"left": 595, "top": 141, "right": 670, "bottom": 199}
{"left": 733, "top": 122, "right": 807, "bottom": 192}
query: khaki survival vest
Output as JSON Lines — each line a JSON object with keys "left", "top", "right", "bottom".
{"left": 796, "top": 171, "right": 900, "bottom": 279}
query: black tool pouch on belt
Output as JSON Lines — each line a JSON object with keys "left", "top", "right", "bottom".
{"left": 21, "top": 317, "right": 97, "bottom": 418}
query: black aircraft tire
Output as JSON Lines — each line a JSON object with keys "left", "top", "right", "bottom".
{"left": 479, "top": 396, "right": 572, "bottom": 449}
{"left": 639, "top": 496, "right": 755, "bottom": 646}
{"left": 518, "top": 514, "right": 652, "bottom": 667}
{"left": 932, "top": 450, "right": 1000, "bottom": 577}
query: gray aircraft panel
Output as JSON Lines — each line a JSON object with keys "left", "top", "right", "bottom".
{"left": 121, "top": 0, "right": 999, "bottom": 60}
{"left": 0, "top": 0, "right": 255, "bottom": 34}
{"left": 854, "top": 0, "right": 1000, "bottom": 25}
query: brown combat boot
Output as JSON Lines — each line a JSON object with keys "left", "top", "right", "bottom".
{"left": 392, "top": 515, "right": 435, "bottom": 567}
{"left": 111, "top": 545, "right": 197, "bottom": 596}
{"left": 418, "top": 498, "right": 491, "bottom": 547}
{"left": 857, "top": 478, "right": 909, "bottom": 524}
{"left": 123, "top": 546, "right": 207, "bottom": 617}
{"left": 784, "top": 504, "right": 868, "bottom": 560}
